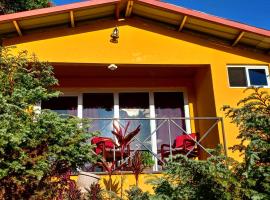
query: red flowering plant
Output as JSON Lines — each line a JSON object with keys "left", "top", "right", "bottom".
{"left": 112, "top": 121, "right": 141, "bottom": 166}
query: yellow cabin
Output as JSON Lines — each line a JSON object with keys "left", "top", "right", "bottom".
{"left": 1, "top": 0, "right": 269, "bottom": 193}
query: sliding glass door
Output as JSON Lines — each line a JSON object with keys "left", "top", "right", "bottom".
{"left": 42, "top": 91, "right": 189, "bottom": 170}
{"left": 82, "top": 91, "right": 187, "bottom": 150}
{"left": 154, "top": 92, "right": 186, "bottom": 149}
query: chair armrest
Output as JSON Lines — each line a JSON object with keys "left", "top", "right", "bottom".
{"left": 183, "top": 139, "right": 196, "bottom": 151}
{"left": 161, "top": 144, "right": 170, "bottom": 150}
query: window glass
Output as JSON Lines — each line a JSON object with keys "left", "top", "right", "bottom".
{"left": 119, "top": 93, "right": 150, "bottom": 150}
{"left": 83, "top": 93, "right": 114, "bottom": 137}
{"left": 228, "top": 67, "right": 247, "bottom": 87}
{"left": 41, "top": 96, "right": 78, "bottom": 116}
{"left": 154, "top": 92, "right": 186, "bottom": 149}
{"left": 248, "top": 69, "right": 268, "bottom": 86}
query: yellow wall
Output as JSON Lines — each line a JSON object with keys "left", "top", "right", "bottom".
{"left": 71, "top": 173, "right": 163, "bottom": 197}
{"left": 3, "top": 18, "right": 270, "bottom": 160}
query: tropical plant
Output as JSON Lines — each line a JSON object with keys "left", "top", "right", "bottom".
{"left": 223, "top": 87, "right": 270, "bottom": 199}
{"left": 0, "top": 0, "right": 53, "bottom": 14}
{"left": 130, "top": 151, "right": 145, "bottom": 187}
{"left": 99, "top": 159, "right": 117, "bottom": 192}
{"left": 112, "top": 121, "right": 141, "bottom": 164}
{"left": 55, "top": 171, "right": 83, "bottom": 200}
{"left": 112, "top": 122, "right": 141, "bottom": 198}
{"left": 85, "top": 182, "right": 104, "bottom": 200}
{"left": 0, "top": 48, "right": 97, "bottom": 199}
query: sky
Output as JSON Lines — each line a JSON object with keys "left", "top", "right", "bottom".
{"left": 53, "top": 0, "right": 270, "bottom": 30}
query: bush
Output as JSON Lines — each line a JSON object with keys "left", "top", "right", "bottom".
{"left": 126, "top": 186, "right": 150, "bottom": 200}
{"left": 0, "top": 48, "right": 97, "bottom": 199}
{"left": 223, "top": 88, "right": 270, "bottom": 199}
{"left": 150, "top": 147, "right": 241, "bottom": 200}
{"left": 148, "top": 88, "right": 269, "bottom": 200}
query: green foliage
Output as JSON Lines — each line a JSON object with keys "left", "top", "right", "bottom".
{"left": 223, "top": 88, "right": 270, "bottom": 199}
{"left": 0, "top": 47, "right": 96, "bottom": 199}
{"left": 0, "top": 0, "right": 52, "bottom": 14}
{"left": 149, "top": 147, "right": 241, "bottom": 200}
{"left": 146, "top": 88, "right": 270, "bottom": 200}
{"left": 141, "top": 151, "right": 155, "bottom": 168}
{"left": 126, "top": 186, "right": 150, "bottom": 200}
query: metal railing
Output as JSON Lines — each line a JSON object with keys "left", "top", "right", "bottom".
{"left": 88, "top": 117, "right": 227, "bottom": 172}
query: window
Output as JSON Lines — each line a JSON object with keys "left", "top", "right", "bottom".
{"left": 82, "top": 91, "right": 189, "bottom": 151}
{"left": 41, "top": 96, "right": 78, "bottom": 116}
{"left": 248, "top": 69, "right": 268, "bottom": 86}
{"left": 227, "top": 65, "right": 269, "bottom": 87}
{"left": 83, "top": 93, "right": 114, "bottom": 137}
{"left": 154, "top": 92, "right": 186, "bottom": 149}
{"left": 228, "top": 67, "right": 247, "bottom": 87}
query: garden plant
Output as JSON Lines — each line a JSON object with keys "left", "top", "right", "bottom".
{"left": 0, "top": 47, "right": 97, "bottom": 199}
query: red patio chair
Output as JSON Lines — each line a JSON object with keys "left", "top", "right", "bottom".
{"left": 91, "top": 136, "right": 116, "bottom": 159}
{"left": 160, "top": 133, "right": 199, "bottom": 162}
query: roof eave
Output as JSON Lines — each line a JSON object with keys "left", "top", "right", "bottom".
{"left": 0, "top": 0, "right": 120, "bottom": 23}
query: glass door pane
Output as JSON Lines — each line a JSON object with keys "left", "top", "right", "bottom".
{"left": 154, "top": 92, "right": 186, "bottom": 150}
{"left": 41, "top": 96, "right": 78, "bottom": 116}
{"left": 83, "top": 93, "right": 114, "bottom": 137}
{"left": 119, "top": 92, "right": 151, "bottom": 150}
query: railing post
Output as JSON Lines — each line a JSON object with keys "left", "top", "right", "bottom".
{"left": 168, "top": 119, "right": 173, "bottom": 160}
{"left": 220, "top": 117, "right": 228, "bottom": 157}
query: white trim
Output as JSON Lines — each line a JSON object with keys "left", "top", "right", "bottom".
{"left": 149, "top": 92, "right": 158, "bottom": 171}
{"left": 227, "top": 65, "right": 270, "bottom": 88}
{"left": 183, "top": 91, "right": 192, "bottom": 134}
{"left": 113, "top": 92, "right": 120, "bottom": 119}
{"left": 245, "top": 67, "right": 251, "bottom": 87}
{"left": 246, "top": 66, "right": 270, "bottom": 87}
{"left": 77, "top": 94, "right": 83, "bottom": 119}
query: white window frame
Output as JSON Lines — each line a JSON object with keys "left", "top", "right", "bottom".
{"left": 227, "top": 65, "right": 270, "bottom": 88}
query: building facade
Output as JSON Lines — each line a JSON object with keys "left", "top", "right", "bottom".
{"left": 0, "top": 0, "right": 269, "bottom": 191}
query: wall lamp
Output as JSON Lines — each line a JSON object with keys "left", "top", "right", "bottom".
{"left": 110, "top": 26, "right": 119, "bottom": 43}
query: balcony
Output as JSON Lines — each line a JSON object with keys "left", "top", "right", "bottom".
{"left": 84, "top": 117, "right": 227, "bottom": 173}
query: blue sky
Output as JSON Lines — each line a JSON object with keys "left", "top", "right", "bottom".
{"left": 53, "top": 0, "right": 270, "bottom": 30}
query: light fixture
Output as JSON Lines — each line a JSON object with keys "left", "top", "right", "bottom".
{"left": 110, "top": 26, "right": 119, "bottom": 43}
{"left": 108, "top": 64, "right": 118, "bottom": 71}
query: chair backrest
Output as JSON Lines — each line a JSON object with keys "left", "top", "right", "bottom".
{"left": 175, "top": 133, "right": 197, "bottom": 150}
{"left": 91, "top": 137, "right": 115, "bottom": 154}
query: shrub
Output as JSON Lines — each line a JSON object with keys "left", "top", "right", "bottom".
{"left": 148, "top": 88, "right": 270, "bottom": 200}
{"left": 151, "top": 147, "right": 241, "bottom": 200}
{"left": 0, "top": 48, "right": 97, "bottom": 199}
{"left": 126, "top": 186, "right": 150, "bottom": 200}
{"left": 223, "top": 88, "right": 270, "bottom": 199}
